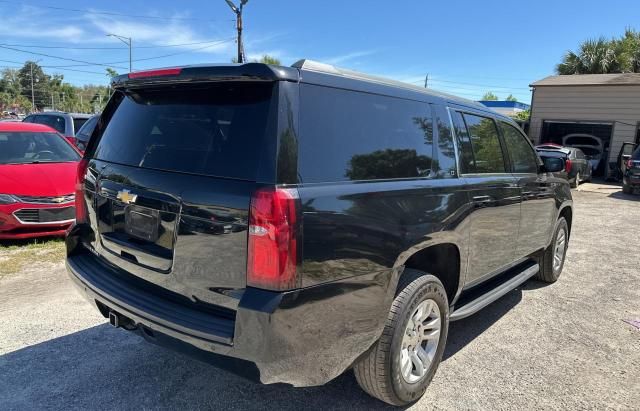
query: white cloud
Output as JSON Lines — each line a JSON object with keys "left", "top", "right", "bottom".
{"left": 85, "top": 14, "right": 234, "bottom": 55}
{"left": 0, "top": 5, "right": 87, "bottom": 42}
{"left": 324, "top": 50, "right": 377, "bottom": 65}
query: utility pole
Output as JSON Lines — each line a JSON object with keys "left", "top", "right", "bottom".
{"left": 107, "top": 34, "right": 132, "bottom": 72}
{"left": 51, "top": 93, "right": 54, "bottom": 111}
{"left": 225, "top": 0, "right": 249, "bottom": 63}
{"left": 30, "top": 59, "right": 42, "bottom": 112}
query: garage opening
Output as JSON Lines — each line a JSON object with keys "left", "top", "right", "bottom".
{"left": 540, "top": 120, "right": 613, "bottom": 177}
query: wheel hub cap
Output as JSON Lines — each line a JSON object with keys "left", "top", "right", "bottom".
{"left": 400, "top": 299, "right": 441, "bottom": 384}
{"left": 553, "top": 229, "right": 566, "bottom": 272}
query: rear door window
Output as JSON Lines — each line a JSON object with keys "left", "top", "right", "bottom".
{"left": 76, "top": 116, "right": 98, "bottom": 142}
{"left": 298, "top": 84, "right": 435, "bottom": 183}
{"left": 93, "top": 83, "right": 274, "bottom": 181}
{"left": 73, "top": 118, "right": 88, "bottom": 134}
{"left": 499, "top": 122, "right": 539, "bottom": 174}
{"left": 462, "top": 113, "right": 507, "bottom": 174}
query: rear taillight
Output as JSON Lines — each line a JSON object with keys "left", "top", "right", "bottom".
{"left": 565, "top": 159, "right": 572, "bottom": 173}
{"left": 75, "top": 159, "right": 89, "bottom": 224}
{"left": 247, "top": 187, "right": 299, "bottom": 291}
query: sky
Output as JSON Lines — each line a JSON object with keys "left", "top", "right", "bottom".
{"left": 1, "top": 0, "right": 639, "bottom": 103}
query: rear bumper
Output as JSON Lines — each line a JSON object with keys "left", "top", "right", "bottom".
{"left": 623, "top": 174, "right": 640, "bottom": 187}
{"left": 66, "top": 250, "right": 394, "bottom": 387}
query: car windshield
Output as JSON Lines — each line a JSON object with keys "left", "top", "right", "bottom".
{"left": 0, "top": 132, "right": 80, "bottom": 164}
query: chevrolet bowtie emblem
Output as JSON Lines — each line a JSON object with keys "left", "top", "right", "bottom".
{"left": 116, "top": 189, "right": 138, "bottom": 204}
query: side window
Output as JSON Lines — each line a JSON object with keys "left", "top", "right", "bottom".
{"left": 462, "top": 114, "right": 506, "bottom": 174}
{"left": 451, "top": 111, "right": 475, "bottom": 174}
{"left": 298, "top": 85, "right": 435, "bottom": 182}
{"left": 23, "top": 115, "right": 34, "bottom": 123}
{"left": 432, "top": 105, "right": 457, "bottom": 178}
{"left": 499, "top": 122, "right": 539, "bottom": 174}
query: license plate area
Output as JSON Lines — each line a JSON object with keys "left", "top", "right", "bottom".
{"left": 125, "top": 206, "right": 160, "bottom": 242}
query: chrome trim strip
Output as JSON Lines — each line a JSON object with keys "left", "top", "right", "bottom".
{"left": 12, "top": 208, "right": 75, "bottom": 225}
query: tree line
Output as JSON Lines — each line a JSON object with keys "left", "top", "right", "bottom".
{"left": 557, "top": 28, "right": 640, "bottom": 74}
{"left": 0, "top": 61, "right": 112, "bottom": 114}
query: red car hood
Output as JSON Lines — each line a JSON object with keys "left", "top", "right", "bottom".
{"left": 0, "top": 162, "right": 78, "bottom": 196}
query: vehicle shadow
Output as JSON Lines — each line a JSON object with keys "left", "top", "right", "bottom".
{"left": 0, "top": 290, "right": 525, "bottom": 411}
{"left": 608, "top": 191, "right": 640, "bottom": 201}
{"left": 443, "top": 287, "right": 522, "bottom": 360}
{"left": 0, "top": 324, "right": 392, "bottom": 410}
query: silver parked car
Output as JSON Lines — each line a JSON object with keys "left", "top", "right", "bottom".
{"left": 23, "top": 111, "right": 92, "bottom": 147}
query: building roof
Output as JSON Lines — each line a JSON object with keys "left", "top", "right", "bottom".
{"left": 0, "top": 122, "right": 57, "bottom": 132}
{"left": 530, "top": 73, "right": 640, "bottom": 87}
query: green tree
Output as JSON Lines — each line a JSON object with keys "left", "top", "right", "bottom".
{"left": 17, "top": 61, "right": 51, "bottom": 110}
{"left": 556, "top": 37, "right": 620, "bottom": 74}
{"left": 482, "top": 91, "right": 498, "bottom": 101}
{"left": 514, "top": 109, "right": 530, "bottom": 122}
{"left": 232, "top": 54, "right": 281, "bottom": 65}
{"left": 257, "top": 55, "right": 281, "bottom": 65}
{"left": 616, "top": 28, "right": 640, "bottom": 73}
{"left": 505, "top": 94, "right": 518, "bottom": 102}
{"left": 106, "top": 68, "right": 119, "bottom": 79}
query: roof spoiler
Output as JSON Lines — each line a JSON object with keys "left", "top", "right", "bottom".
{"left": 111, "top": 63, "right": 299, "bottom": 88}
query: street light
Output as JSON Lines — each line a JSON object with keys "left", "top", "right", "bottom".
{"left": 107, "top": 33, "right": 132, "bottom": 72}
{"left": 224, "top": 0, "right": 249, "bottom": 63}
{"left": 30, "top": 59, "right": 42, "bottom": 112}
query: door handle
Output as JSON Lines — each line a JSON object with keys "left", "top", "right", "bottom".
{"left": 472, "top": 195, "right": 493, "bottom": 207}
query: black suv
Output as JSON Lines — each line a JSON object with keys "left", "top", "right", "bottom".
{"left": 66, "top": 61, "right": 573, "bottom": 406}
{"left": 623, "top": 144, "right": 640, "bottom": 194}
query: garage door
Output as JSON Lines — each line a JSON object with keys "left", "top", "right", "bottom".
{"left": 540, "top": 120, "right": 613, "bottom": 176}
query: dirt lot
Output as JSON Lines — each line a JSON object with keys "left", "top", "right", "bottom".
{"left": 1, "top": 188, "right": 639, "bottom": 410}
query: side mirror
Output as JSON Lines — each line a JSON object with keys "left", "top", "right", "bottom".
{"left": 542, "top": 157, "right": 564, "bottom": 173}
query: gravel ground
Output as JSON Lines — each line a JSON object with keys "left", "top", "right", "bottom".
{"left": 1, "top": 189, "right": 639, "bottom": 410}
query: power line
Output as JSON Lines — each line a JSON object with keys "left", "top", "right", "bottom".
{"left": 0, "top": 0, "right": 234, "bottom": 22}
{"left": 123, "top": 38, "right": 235, "bottom": 63}
{"left": 0, "top": 45, "right": 129, "bottom": 70}
{"left": 0, "top": 38, "right": 235, "bottom": 70}
{"left": 0, "top": 39, "right": 235, "bottom": 50}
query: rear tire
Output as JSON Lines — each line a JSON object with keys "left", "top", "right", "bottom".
{"left": 353, "top": 270, "right": 449, "bottom": 406}
{"left": 536, "top": 217, "right": 569, "bottom": 283}
{"left": 570, "top": 173, "right": 579, "bottom": 188}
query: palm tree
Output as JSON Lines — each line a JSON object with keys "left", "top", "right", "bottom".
{"left": 556, "top": 37, "right": 620, "bottom": 74}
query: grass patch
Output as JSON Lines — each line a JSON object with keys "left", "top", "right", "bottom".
{"left": 0, "top": 238, "right": 66, "bottom": 277}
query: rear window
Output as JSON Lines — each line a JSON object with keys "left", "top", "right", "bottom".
{"left": 33, "top": 115, "right": 66, "bottom": 134}
{"left": 298, "top": 84, "right": 435, "bottom": 183}
{"left": 632, "top": 146, "right": 640, "bottom": 160}
{"left": 0, "top": 132, "right": 80, "bottom": 164}
{"left": 93, "top": 83, "right": 274, "bottom": 180}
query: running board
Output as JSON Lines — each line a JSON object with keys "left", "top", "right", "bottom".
{"left": 450, "top": 263, "right": 539, "bottom": 321}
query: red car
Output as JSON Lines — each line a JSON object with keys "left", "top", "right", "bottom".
{"left": 0, "top": 122, "right": 81, "bottom": 239}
